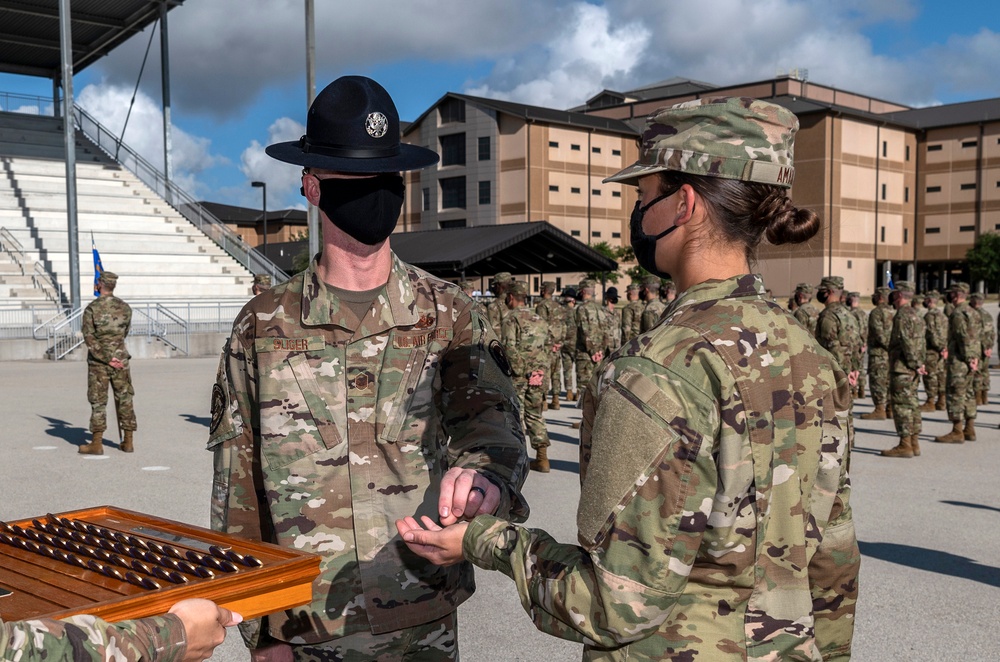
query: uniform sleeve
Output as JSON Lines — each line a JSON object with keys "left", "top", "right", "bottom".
{"left": 207, "top": 312, "right": 271, "bottom": 648}
{"left": 0, "top": 613, "right": 186, "bottom": 662}
{"left": 462, "top": 357, "right": 714, "bottom": 647}
{"left": 501, "top": 313, "right": 526, "bottom": 379}
{"left": 81, "top": 306, "right": 110, "bottom": 365}
{"left": 869, "top": 310, "right": 889, "bottom": 350}
{"left": 440, "top": 301, "right": 529, "bottom": 522}
{"left": 900, "top": 314, "right": 925, "bottom": 370}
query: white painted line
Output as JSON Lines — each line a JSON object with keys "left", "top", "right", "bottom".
{"left": 142, "top": 466, "right": 170, "bottom": 471}
{"left": 81, "top": 455, "right": 110, "bottom": 460}
{"left": 32, "top": 446, "right": 58, "bottom": 451}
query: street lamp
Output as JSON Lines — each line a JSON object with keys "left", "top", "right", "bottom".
{"left": 251, "top": 181, "right": 267, "bottom": 258}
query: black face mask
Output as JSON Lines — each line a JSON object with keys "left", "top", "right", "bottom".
{"left": 630, "top": 190, "right": 677, "bottom": 279}
{"left": 317, "top": 174, "right": 405, "bottom": 245}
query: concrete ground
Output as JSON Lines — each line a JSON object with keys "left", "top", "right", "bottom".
{"left": 0, "top": 358, "right": 997, "bottom": 661}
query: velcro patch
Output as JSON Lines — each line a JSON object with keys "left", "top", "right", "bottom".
{"left": 255, "top": 336, "right": 325, "bottom": 353}
{"left": 392, "top": 328, "right": 452, "bottom": 349}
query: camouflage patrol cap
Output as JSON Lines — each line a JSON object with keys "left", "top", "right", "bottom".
{"left": 948, "top": 282, "right": 970, "bottom": 294}
{"left": 819, "top": 276, "right": 844, "bottom": 290}
{"left": 848, "top": 291, "right": 860, "bottom": 299}
{"left": 578, "top": 279, "right": 596, "bottom": 291}
{"left": 894, "top": 281, "right": 916, "bottom": 294}
{"left": 253, "top": 273, "right": 272, "bottom": 287}
{"left": 642, "top": 274, "right": 661, "bottom": 289}
{"left": 661, "top": 279, "right": 676, "bottom": 293}
{"left": 924, "top": 289, "right": 940, "bottom": 300}
{"left": 795, "top": 282, "right": 814, "bottom": 294}
{"left": 457, "top": 279, "right": 475, "bottom": 291}
{"left": 969, "top": 291, "right": 984, "bottom": 303}
{"left": 493, "top": 272, "right": 513, "bottom": 284}
{"left": 541, "top": 280, "right": 557, "bottom": 293}
{"left": 626, "top": 282, "right": 641, "bottom": 292}
{"left": 98, "top": 271, "right": 118, "bottom": 286}
{"left": 508, "top": 280, "right": 528, "bottom": 297}
{"left": 875, "top": 286, "right": 891, "bottom": 298}
{"left": 604, "top": 97, "right": 797, "bottom": 188}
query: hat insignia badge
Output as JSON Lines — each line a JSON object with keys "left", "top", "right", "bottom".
{"left": 366, "top": 112, "right": 388, "bottom": 138}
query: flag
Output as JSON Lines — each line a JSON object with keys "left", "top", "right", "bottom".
{"left": 886, "top": 269, "right": 894, "bottom": 290}
{"left": 92, "top": 233, "right": 104, "bottom": 296}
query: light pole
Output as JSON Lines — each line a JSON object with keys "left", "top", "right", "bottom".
{"left": 251, "top": 181, "right": 267, "bottom": 259}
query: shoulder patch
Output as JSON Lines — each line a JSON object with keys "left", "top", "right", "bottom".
{"left": 210, "top": 383, "right": 225, "bottom": 434}
{"left": 489, "top": 339, "right": 514, "bottom": 377}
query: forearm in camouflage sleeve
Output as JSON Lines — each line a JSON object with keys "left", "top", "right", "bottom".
{"left": 442, "top": 304, "right": 529, "bottom": 521}
{"left": 0, "top": 613, "right": 186, "bottom": 662}
{"left": 501, "top": 315, "right": 527, "bottom": 378}
{"left": 81, "top": 308, "right": 110, "bottom": 364}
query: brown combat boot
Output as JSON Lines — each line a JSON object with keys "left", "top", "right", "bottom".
{"left": 79, "top": 429, "right": 105, "bottom": 455}
{"left": 880, "top": 435, "right": 913, "bottom": 458}
{"left": 857, "top": 382, "right": 865, "bottom": 399}
{"left": 964, "top": 419, "right": 977, "bottom": 441}
{"left": 567, "top": 389, "right": 576, "bottom": 402}
{"left": 910, "top": 434, "right": 921, "bottom": 456}
{"left": 529, "top": 447, "right": 550, "bottom": 473}
{"left": 885, "top": 403, "right": 894, "bottom": 419}
{"left": 550, "top": 393, "right": 560, "bottom": 410}
{"left": 935, "top": 394, "right": 946, "bottom": 410}
{"left": 981, "top": 390, "right": 989, "bottom": 405}
{"left": 121, "top": 430, "right": 134, "bottom": 453}
{"left": 933, "top": 421, "right": 965, "bottom": 444}
{"left": 860, "top": 405, "right": 886, "bottom": 420}
{"left": 542, "top": 400, "right": 548, "bottom": 412}
{"left": 919, "top": 398, "right": 936, "bottom": 413}
{"left": 571, "top": 421, "right": 582, "bottom": 430}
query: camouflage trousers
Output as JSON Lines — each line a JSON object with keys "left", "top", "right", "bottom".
{"left": 973, "top": 356, "right": 991, "bottom": 393}
{"left": 854, "top": 349, "right": 867, "bottom": 397}
{"left": 868, "top": 349, "right": 889, "bottom": 407}
{"left": 922, "top": 350, "right": 946, "bottom": 399}
{"left": 560, "top": 346, "right": 577, "bottom": 393}
{"left": 291, "top": 612, "right": 457, "bottom": 661}
{"left": 87, "top": 362, "right": 136, "bottom": 432}
{"left": 574, "top": 352, "right": 600, "bottom": 395}
{"left": 516, "top": 381, "right": 549, "bottom": 450}
{"left": 890, "top": 369, "right": 922, "bottom": 437}
{"left": 545, "top": 350, "right": 562, "bottom": 396}
{"left": 945, "top": 359, "right": 977, "bottom": 422}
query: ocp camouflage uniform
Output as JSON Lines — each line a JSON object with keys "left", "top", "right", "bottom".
{"left": 536, "top": 295, "right": 566, "bottom": 399}
{"left": 599, "top": 304, "right": 622, "bottom": 356}
{"left": 463, "top": 275, "right": 859, "bottom": 660}
{"left": 82, "top": 293, "right": 137, "bottom": 433}
{"left": 575, "top": 297, "right": 606, "bottom": 393}
{"left": 640, "top": 298, "right": 666, "bottom": 333}
{"left": 867, "top": 295, "right": 895, "bottom": 411}
{"left": 794, "top": 301, "right": 820, "bottom": 337}
{"left": 850, "top": 298, "right": 868, "bottom": 397}
{"left": 620, "top": 296, "right": 644, "bottom": 342}
{"left": 485, "top": 272, "right": 513, "bottom": 339}
{"left": 942, "top": 288, "right": 983, "bottom": 435}
{"left": 0, "top": 613, "right": 186, "bottom": 662}
{"left": 888, "top": 302, "right": 926, "bottom": 439}
{"left": 973, "top": 297, "right": 995, "bottom": 400}
{"left": 923, "top": 299, "right": 948, "bottom": 409}
{"left": 560, "top": 301, "right": 578, "bottom": 397}
{"left": 504, "top": 304, "right": 551, "bottom": 452}
{"left": 210, "top": 255, "right": 529, "bottom": 651}
{"left": 817, "top": 301, "right": 861, "bottom": 377}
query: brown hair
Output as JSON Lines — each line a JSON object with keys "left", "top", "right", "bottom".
{"left": 658, "top": 172, "right": 821, "bottom": 265}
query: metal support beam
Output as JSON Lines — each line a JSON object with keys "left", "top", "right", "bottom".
{"left": 305, "top": 0, "right": 320, "bottom": 262}
{"left": 59, "top": 0, "right": 80, "bottom": 310}
{"left": 160, "top": 1, "right": 172, "bottom": 193}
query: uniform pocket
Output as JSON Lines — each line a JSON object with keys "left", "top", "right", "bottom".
{"left": 378, "top": 348, "right": 429, "bottom": 443}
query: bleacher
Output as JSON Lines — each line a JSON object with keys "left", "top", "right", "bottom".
{"left": 0, "top": 111, "right": 255, "bottom": 303}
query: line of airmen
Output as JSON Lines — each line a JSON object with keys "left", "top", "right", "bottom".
{"left": 458, "top": 272, "right": 678, "bottom": 473}
{"left": 789, "top": 276, "right": 996, "bottom": 458}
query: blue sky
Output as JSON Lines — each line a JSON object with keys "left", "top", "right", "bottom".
{"left": 1, "top": 0, "right": 997, "bottom": 212}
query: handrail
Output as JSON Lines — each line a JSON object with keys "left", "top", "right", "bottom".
{"left": 0, "top": 226, "right": 26, "bottom": 276}
{"left": 47, "top": 306, "right": 85, "bottom": 360}
{"left": 30, "top": 262, "right": 65, "bottom": 306}
{"left": 70, "top": 105, "right": 287, "bottom": 285}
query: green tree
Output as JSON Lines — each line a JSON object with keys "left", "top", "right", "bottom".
{"left": 586, "top": 241, "right": 626, "bottom": 286}
{"left": 966, "top": 231, "right": 1000, "bottom": 294}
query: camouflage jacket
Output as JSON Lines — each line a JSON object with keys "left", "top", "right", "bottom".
{"left": 486, "top": 298, "right": 508, "bottom": 339}
{"left": 82, "top": 295, "right": 132, "bottom": 365}
{"left": 888, "top": 306, "right": 926, "bottom": 373}
{"left": 868, "top": 304, "right": 894, "bottom": 354}
{"left": 599, "top": 305, "right": 622, "bottom": 354}
{"left": 817, "top": 302, "right": 861, "bottom": 373}
{"left": 979, "top": 309, "right": 996, "bottom": 358}
{"left": 209, "top": 255, "right": 528, "bottom": 646}
{"left": 0, "top": 613, "right": 185, "bottom": 661}
{"left": 851, "top": 308, "right": 869, "bottom": 346}
{"left": 575, "top": 300, "right": 606, "bottom": 356}
{"left": 535, "top": 298, "right": 566, "bottom": 350}
{"left": 793, "top": 302, "right": 820, "bottom": 337}
{"left": 640, "top": 299, "right": 667, "bottom": 333}
{"left": 924, "top": 308, "right": 948, "bottom": 353}
{"left": 620, "top": 299, "right": 644, "bottom": 341}
{"left": 561, "top": 303, "right": 578, "bottom": 346}
{"left": 947, "top": 302, "right": 983, "bottom": 363}
{"left": 463, "top": 275, "right": 858, "bottom": 661}
{"left": 503, "top": 306, "right": 550, "bottom": 382}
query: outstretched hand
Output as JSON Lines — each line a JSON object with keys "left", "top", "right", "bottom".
{"left": 396, "top": 516, "right": 468, "bottom": 566}
{"left": 168, "top": 598, "right": 242, "bottom": 662}
{"left": 438, "top": 467, "right": 499, "bottom": 525}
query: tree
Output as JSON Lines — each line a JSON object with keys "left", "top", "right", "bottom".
{"left": 966, "top": 232, "right": 1000, "bottom": 294}
{"left": 586, "top": 241, "right": 630, "bottom": 286}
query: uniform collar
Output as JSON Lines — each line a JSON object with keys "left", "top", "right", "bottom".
{"left": 665, "top": 274, "right": 765, "bottom": 317}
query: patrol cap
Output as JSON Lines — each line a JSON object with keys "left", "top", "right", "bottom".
{"left": 969, "top": 292, "right": 984, "bottom": 303}
{"left": 457, "top": 279, "right": 475, "bottom": 290}
{"left": 894, "top": 281, "right": 915, "bottom": 294}
{"left": 795, "top": 282, "right": 814, "bottom": 294}
{"left": 493, "top": 272, "right": 513, "bottom": 284}
{"left": 253, "top": 273, "right": 272, "bottom": 287}
{"left": 660, "top": 280, "right": 676, "bottom": 293}
{"left": 924, "top": 289, "right": 940, "bottom": 300}
{"left": 626, "top": 282, "right": 641, "bottom": 292}
{"left": 541, "top": 280, "right": 557, "bottom": 293}
{"left": 848, "top": 291, "right": 860, "bottom": 299}
{"left": 604, "top": 97, "right": 797, "bottom": 188}
{"left": 819, "top": 276, "right": 844, "bottom": 290}
{"left": 642, "top": 274, "right": 661, "bottom": 289}
{"left": 508, "top": 280, "right": 528, "bottom": 297}
{"left": 875, "top": 286, "right": 891, "bottom": 298}
{"left": 98, "top": 271, "right": 118, "bottom": 287}
{"left": 578, "top": 279, "right": 596, "bottom": 292}
{"left": 948, "top": 282, "right": 970, "bottom": 294}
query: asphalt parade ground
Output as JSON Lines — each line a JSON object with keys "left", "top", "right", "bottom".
{"left": 1, "top": 358, "right": 997, "bottom": 661}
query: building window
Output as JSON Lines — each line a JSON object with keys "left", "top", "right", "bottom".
{"left": 926, "top": 186, "right": 942, "bottom": 193}
{"left": 905, "top": 187, "right": 909, "bottom": 202}
{"left": 904, "top": 229, "right": 908, "bottom": 244}
{"left": 439, "top": 98, "right": 465, "bottom": 124}
{"left": 847, "top": 260, "right": 852, "bottom": 269}
{"left": 571, "top": 187, "right": 581, "bottom": 194}
{"left": 571, "top": 144, "right": 581, "bottom": 151}
{"left": 612, "top": 190, "right": 621, "bottom": 198}
{"left": 592, "top": 146, "right": 601, "bottom": 154}
{"left": 592, "top": 231, "right": 602, "bottom": 238}
{"left": 880, "top": 227, "right": 885, "bottom": 242}
{"left": 549, "top": 141, "right": 559, "bottom": 148}
{"left": 570, "top": 230, "right": 581, "bottom": 237}
{"left": 478, "top": 180, "right": 491, "bottom": 205}
{"left": 478, "top": 136, "right": 490, "bottom": 161}
{"left": 533, "top": 277, "right": 539, "bottom": 292}
{"left": 927, "top": 144, "right": 943, "bottom": 152}
{"left": 612, "top": 149, "right": 621, "bottom": 156}
{"left": 612, "top": 232, "right": 621, "bottom": 238}
{"left": 881, "top": 183, "right": 886, "bottom": 200}
{"left": 440, "top": 133, "right": 466, "bottom": 166}
{"left": 959, "top": 225, "right": 975, "bottom": 232}
{"left": 905, "top": 145, "right": 910, "bottom": 161}
{"left": 549, "top": 185, "right": 559, "bottom": 192}
{"left": 882, "top": 141, "right": 887, "bottom": 157}
{"left": 961, "top": 140, "right": 977, "bottom": 148}
{"left": 925, "top": 227, "right": 941, "bottom": 234}
{"left": 592, "top": 189, "right": 601, "bottom": 196}
{"left": 422, "top": 187, "right": 430, "bottom": 211}
{"left": 556, "top": 277, "right": 562, "bottom": 290}
{"left": 439, "top": 219, "right": 466, "bottom": 229}
{"left": 960, "top": 183, "right": 976, "bottom": 190}
{"left": 440, "top": 177, "right": 466, "bottom": 209}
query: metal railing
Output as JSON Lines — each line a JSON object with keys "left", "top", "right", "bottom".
{"left": 131, "top": 303, "right": 189, "bottom": 354}
{"left": 46, "top": 307, "right": 84, "bottom": 360}
{"left": 30, "top": 262, "right": 64, "bottom": 306}
{"left": 71, "top": 105, "right": 287, "bottom": 285}
{"left": 0, "top": 92, "right": 54, "bottom": 117}
{"left": 0, "top": 227, "right": 26, "bottom": 276}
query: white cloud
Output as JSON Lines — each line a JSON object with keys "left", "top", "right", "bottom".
{"left": 239, "top": 117, "right": 306, "bottom": 210}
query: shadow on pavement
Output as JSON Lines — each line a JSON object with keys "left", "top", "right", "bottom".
{"left": 40, "top": 415, "right": 123, "bottom": 451}
{"left": 548, "top": 458, "right": 580, "bottom": 474}
{"left": 548, "top": 431, "right": 579, "bottom": 446}
{"left": 180, "top": 414, "right": 211, "bottom": 427}
{"left": 940, "top": 500, "right": 1000, "bottom": 514}
{"left": 858, "top": 540, "right": 1000, "bottom": 589}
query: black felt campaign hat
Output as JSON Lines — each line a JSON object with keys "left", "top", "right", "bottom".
{"left": 266, "top": 76, "right": 439, "bottom": 172}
